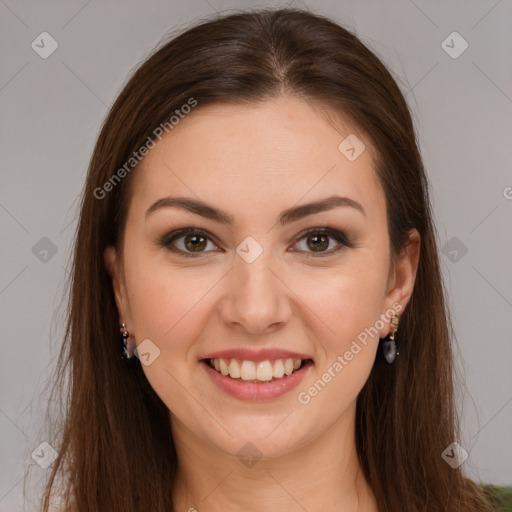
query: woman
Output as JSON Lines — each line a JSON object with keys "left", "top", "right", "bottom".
{"left": 41, "top": 7, "right": 497, "bottom": 511}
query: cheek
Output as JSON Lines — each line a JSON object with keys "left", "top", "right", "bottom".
{"left": 302, "top": 256, "right": 389, "bottom": 347}
{"left": 295, "top": 270, "right": 385, "bottom": 418}
{"left": 126, "top": 261, "right": 217, "bottom": 352}
{"left": 123, "top": 260, "right": 218, "bottom": 411}
{"left": 123, "top": 250, "right": 236, "bottom": 411}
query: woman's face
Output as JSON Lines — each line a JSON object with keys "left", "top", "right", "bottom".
{"left": 105, "top": 96, "right": 419, "bottom": 460}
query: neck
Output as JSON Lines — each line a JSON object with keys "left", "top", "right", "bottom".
{"left": 170, "top": 403, "right": 379, "bottom": 512}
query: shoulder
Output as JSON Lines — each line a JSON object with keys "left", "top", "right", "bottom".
{"left": 480, "top": 485, "right": 512, "bottom": 511}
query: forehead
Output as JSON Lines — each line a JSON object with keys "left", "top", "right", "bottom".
{"left": 129, "top": 96, "right": 384, "bottom": 224}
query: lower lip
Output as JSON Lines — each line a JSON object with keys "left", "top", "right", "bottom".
{"left": 201, "top": 360, "right": 313, "bottom": 401}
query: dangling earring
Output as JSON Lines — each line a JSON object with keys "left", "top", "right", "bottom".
{"left": 381, "top": 314, "right": 400, "bottom": 364}
{"left": 120, "top": 322, "right": 135, "bottom": 360}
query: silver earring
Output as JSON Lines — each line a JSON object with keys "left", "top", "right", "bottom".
{"left": 381, "top": 314, "right": 399, "bottom": 364}
{"left": 120, "top": 322, "right": 135, "bottom": 360}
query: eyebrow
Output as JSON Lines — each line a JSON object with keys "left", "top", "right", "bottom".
{"left": 144, "top": 195, "right": 366, "bottom": 226}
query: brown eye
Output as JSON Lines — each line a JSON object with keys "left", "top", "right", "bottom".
{"left": 306, "top": 233, "right": 329, "bottom": 252}
{"left": 160, "top": 228, "right": 219, "bottom": 256}
{"left": 183, "top": 234, "right": 208, "bottom": 252}
{"left": 292, "top": 228, "right": 351, "bottom": 256}
{"left": 160, "top": 226, "right": 351, "bottom": 258}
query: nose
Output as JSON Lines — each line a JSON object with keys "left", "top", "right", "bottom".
{"left": 219, "top": 250, "right": 293, "bottom": 335}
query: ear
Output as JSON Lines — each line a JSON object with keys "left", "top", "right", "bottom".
{"left": 379, "top": 228, "right": 421, "bottom": 337}
{"left": 103, "top": 245, "right": 132, "bottom": 327}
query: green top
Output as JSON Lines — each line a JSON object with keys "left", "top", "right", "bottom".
{"left": 482, "top": 485, "right": 512, "bottom": 511}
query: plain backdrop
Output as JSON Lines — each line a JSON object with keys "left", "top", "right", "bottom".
{"left": 1, "top": 0, "right": 511, "bottom": 509}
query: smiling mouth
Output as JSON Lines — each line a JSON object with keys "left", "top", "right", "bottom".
{"left": 204, "top": 357, "right": 313, "bottom": 383}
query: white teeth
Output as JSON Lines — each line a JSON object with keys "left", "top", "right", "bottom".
{"left": 273, "top": 359, "right": 285, "bottom": 378}
{"left": 219, "top": 359, "right": 229, "bottom": 376}
{"left": 256, "top": 360, "right": 273, "bottom": 381}
{"left": 209, "top": 357, "right": 305, "bottom": 381}
{"left": 240, "top": 360, "right": 256, "bottom": 381}
{"left": 228, "top": 359, "right": 241, "bottom": 378}
{"left": 284, "top": 358, "right": 294, "bottom": 376}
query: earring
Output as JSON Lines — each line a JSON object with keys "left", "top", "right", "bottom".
{"left": 120, "top": 322, "right": 135, "bottom": 360}
{"left": 381, "top": 314, "right": 400, "bottom": 364}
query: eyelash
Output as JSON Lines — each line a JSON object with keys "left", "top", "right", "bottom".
{"left": 158, "top": 226, "right": 353, "bottom": 258}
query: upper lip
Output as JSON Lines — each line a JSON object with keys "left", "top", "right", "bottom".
{"left": 200, "top": 348, "right": 313, "bottom": 362}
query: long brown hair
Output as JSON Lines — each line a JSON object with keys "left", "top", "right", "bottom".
{"left": 39, "top": 8, "right": 494, "bottom": 511}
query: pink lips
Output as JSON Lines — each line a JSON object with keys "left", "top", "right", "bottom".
{"left": 200, "top": 348, "right": 314, "bottom": 402}
{"left": 200, "top": 348, "right": 312, "bottom": 362}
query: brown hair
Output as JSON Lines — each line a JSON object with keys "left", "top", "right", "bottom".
{"left": 39, "top": 8, "right": 494, "bottom": 511}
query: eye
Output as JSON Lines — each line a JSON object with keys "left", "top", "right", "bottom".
{"left": 291, "top": 228, "right": 351, "bottom": 256}
{"left": 159, "top": 227, "right": 352, "bottom": 257}
{"left": 159, "top": 228, "right": 219, "bottom": 257}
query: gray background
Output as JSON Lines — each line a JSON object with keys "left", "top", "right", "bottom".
{"left": 1, "top": 0, "right": 511, "bottom": 509}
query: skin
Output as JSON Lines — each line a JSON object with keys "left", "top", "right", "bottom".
{"left": 104, "top": 96, "right": 420, "bottom": 512}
